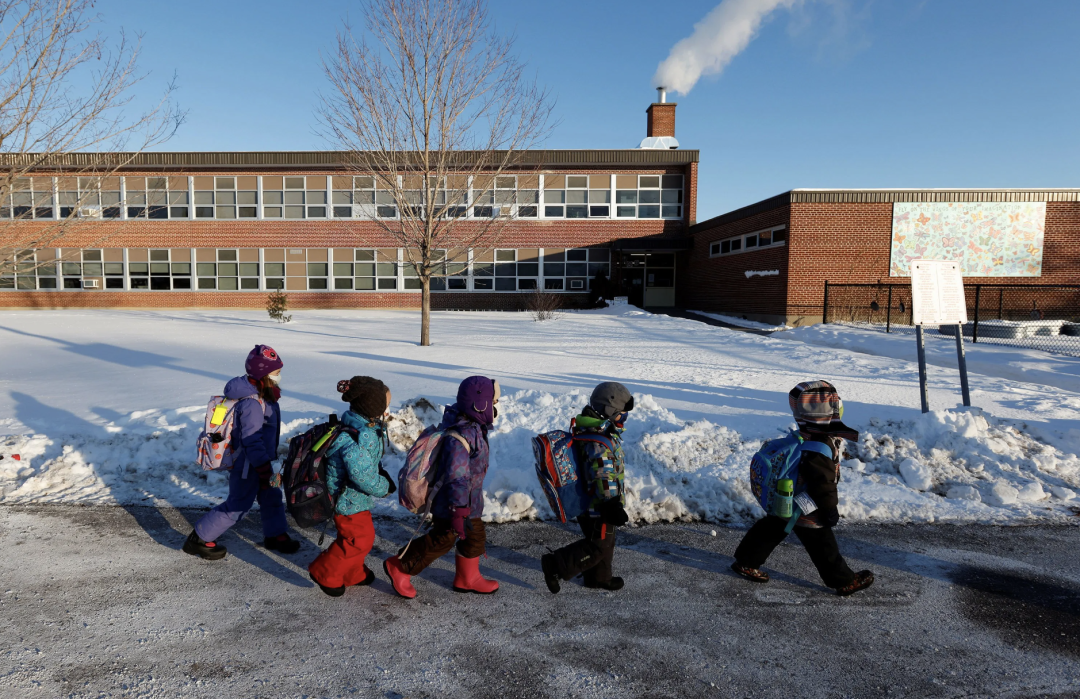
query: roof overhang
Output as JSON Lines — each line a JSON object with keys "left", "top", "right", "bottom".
{"left": 612, "top": 236, "right": 692, "bottom": 252}
{"left": 0, "top": 149, "right": 699, "bottom": 171}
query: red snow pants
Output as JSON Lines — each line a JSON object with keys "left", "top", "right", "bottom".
{"left": 308, "top": 511, "right": 376, "bottom": 588}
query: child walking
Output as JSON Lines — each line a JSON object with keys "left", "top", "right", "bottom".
{"left": 731, "top": 380, "right": 874, "bottom": 595}
{"left": 308, "top": 376, "right": 396, "bottom": 597}
{"left": 541, "top": 382, "right": 634, "bottom": 593}
{"left": 383, "top": 376, "right": 501, "bottom": 599}
{"left": 184, "top": 345, "right": 301, "bottom": 560}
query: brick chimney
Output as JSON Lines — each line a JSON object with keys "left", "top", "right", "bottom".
{"left": 646, "top": 87, "right": 676, "bottom": 138}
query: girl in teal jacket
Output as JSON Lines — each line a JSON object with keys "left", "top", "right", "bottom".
{"left": 308, "top": 376, "right": 395, "bottom": 597}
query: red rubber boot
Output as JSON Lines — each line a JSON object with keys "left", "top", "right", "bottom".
{"left": 383, "top": 556, "right": 417, "bottom": 599}
{"left": 452, "top": 554, "right": 499, "bottom": 594}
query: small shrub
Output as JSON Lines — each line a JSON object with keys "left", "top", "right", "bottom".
{"left": 525, "top": 288, "right": 562, "bottom": 322}
{"left": 267, "top": 290, "right": 292, "bottom": 323}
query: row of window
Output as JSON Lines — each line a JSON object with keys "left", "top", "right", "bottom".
{"left": 1, "top": 174, "right": 685, "bottom": 221}
{"left": 1, "top": 248, "right": 612, "bottom": 293}
{"left": 708, "top": 225, "right": 788, "bottom": 257}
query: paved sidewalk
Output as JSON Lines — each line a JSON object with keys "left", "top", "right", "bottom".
{"left": 1, "top": 505, "right": 1078, "bottom": 698}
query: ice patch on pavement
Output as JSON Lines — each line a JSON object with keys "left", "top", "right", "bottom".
{"left": 2, "top": 390, "right": 1078, "bottom": 525}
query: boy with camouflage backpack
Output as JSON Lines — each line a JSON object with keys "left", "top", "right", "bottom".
{"left": 541, "top": 382, "right": 634, "bottom": 593}
{"left": 731, "top": 380, "right": 874, "bottom": 596}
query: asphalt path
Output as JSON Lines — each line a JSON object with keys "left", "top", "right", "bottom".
{"left": 1, "top": 505, "right": 1078, "bottom": 699}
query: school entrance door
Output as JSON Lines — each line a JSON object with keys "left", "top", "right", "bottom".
{"left": 617, "top": 252, "right": 676, "bottom": 308}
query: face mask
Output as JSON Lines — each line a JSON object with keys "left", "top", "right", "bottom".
{"left": 265, "top": 373, "right": 281, "bottom": 385}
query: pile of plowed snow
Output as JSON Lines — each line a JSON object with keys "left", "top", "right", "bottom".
{"left": 2, "top": 389, "right": 1077, "bottom": 524}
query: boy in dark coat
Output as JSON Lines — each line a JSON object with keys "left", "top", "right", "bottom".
{"left": 731, "top": 380, "right": 874, "bottom": 596}
{"left": 541, "top": 382, "right": 634, "bottom": 593}
{"left": 383, "top": 376, "right": 501, "bottom": 598}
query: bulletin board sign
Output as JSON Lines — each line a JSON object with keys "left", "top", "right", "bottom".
{"left": 911, "top": 259, "right": 967, "bottom": 326}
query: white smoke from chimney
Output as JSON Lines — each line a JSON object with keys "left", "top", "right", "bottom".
{"left": 653, "top": 0, "right": 800, "bottom": 96}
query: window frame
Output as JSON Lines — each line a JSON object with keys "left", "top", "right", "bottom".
{"left": 708, "top": 225, "right": 788, "bottom": 258}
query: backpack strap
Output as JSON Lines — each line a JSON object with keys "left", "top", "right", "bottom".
{"left": 798, "top": 441, "right": 833, "bottom": 459}
{"left": 443, "top": 428, "right": 472, "bottom": 454}
{"left": 573, "top": 434, "right": 615, "bottom": 453}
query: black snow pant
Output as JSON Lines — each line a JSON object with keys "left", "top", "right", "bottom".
{"left": 733, "top": 516, "right": 856, "bottom": 588}
{"left": 548, "top": 515, "right": 617, "bottom": 585}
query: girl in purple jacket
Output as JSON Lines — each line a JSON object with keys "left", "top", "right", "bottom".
{"left": 183, "top": 345, "right": 301, "bottom": 560}
{"left": 383, "top": 376, "right": 500, "bottom": 598}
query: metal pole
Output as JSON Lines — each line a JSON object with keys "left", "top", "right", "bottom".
{"left": 972, "top": 285, "right": 981, "bottom": 343}
{"left": 823, "top": 280, "right": 830, "bottom": 324}
{"left": 955, "top": 324, "right": 972, "bottom": 407}
{"left": 886, "top": 286, "right": 893, "bottom": 333}
{"left": 916, "top": 324, "right": 930, "bottom": 414}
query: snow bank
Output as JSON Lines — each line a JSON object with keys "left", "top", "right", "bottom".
{"left": 687, "top": 310, "right": 789, "bottom": 332}
{"left": 2, "top": 390, "right": 1077, "bottom": 525}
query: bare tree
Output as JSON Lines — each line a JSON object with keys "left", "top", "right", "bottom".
{"left": 0, "top": 0, "right": 184, "bottom": 270}
{"left": 320, "top": 0, "right": 552, "bottom": 346}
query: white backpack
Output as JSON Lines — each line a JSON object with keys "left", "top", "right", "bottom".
{"left": 195, "top": 394, "right": 264, "bottom": 471}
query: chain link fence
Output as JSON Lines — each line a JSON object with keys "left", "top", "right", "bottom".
{"left": 823, "top": 282, "right": 1080, "bottom": 357}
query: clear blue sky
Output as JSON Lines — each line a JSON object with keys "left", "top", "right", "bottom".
{"left": 102, "top": 0, "right": 1080, "bottom": 220}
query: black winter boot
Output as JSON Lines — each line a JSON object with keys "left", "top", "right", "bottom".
{"left": 584, "top": 576, "right": 624, "bottom": 591}
{"left": 311, "top": 573, "right": 345, "bottom": 598}
{"left": 541, "top": 554, "right": 561, "bottom": 594}
{"left": 834, "top": 570, "right": 874, "bottom": 596}
{"left": 731, "top": 561, "right": 770, "bottom": 583}
{"left": 264, "top": 533, "right": 301, "bottom": 554}
{"left": 353, "top": 568, "right": 376, "bottom": 586}
{"left": 183, "top": 530, "right": 227, "bottom": 561}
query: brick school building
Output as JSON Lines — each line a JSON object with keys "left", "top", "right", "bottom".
{"left": 0, "top": 98, "right": 697, "bottom": 311}
{"left": 679, "top": 189, "right": 1080, "bottom": 326}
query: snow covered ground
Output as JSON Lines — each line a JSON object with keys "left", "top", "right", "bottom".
{"left": 1, "top": 307, "right": 1078, "bottom": 525}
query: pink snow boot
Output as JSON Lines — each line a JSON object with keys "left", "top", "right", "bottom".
{"left": 383, "top": 556, "right": 417, "bottom": 599}
{"left": 452, "top": 554, "right": 499, "bottom": 594}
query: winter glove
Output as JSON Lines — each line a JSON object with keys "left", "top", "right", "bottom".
{"left": 818, "top": 507, "right": 840, "bottom": 527}
{"left": 598, "top": 498, "right": 629, "bottom": 527}
{"left": 378, "top": 466, "right": 397, "bottom": 495}
{"left": 450, "top": 506, "right": 471, "bottom": 540}
{"left": 254, "top": 462, "right": 277, "bottom": 491}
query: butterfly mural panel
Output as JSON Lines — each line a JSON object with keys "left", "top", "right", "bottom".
{"left": 889, "top": 202, "right": 1045, "bottom": 277}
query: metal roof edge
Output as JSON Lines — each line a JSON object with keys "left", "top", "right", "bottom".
{"left": 788, "top": 189, "right": 1080, "bottom": 203}
{"left": 0, "top": 149, "right": 699, "bottom": 169}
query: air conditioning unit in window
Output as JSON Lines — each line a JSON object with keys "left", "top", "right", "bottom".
{"left": 82, "top": 279, "right": 99, "bottom": 288}
{"left": 77, "top": 207, "right": 102, "bottom": 219}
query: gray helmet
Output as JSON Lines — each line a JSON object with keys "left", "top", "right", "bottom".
{"left": 590, "top": 382, "right": 634, "bottom": 419}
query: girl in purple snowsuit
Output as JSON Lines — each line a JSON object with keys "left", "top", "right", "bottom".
{"left": 183, "top": 345, "right": 301, "bottom": 560}
{"left": 383, "top": 376, "right": 501, "bottom": 598}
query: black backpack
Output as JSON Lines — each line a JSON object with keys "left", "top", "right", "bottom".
{"left": 281, "top": 415, "right": 358, "bottom": 529}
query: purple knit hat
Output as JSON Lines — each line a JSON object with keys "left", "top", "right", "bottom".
{"left": 245, "top": 344, "right": 283, "bottom": 380}
{"left": 456, "top": 375, "right": 500, "bottom": 426}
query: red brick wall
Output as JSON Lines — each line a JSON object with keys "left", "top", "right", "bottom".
{"left": 677, "top": 204, "right": 791, "bottom": 318}
{"left": 686, "top": 162, "right": 698, "bottom": 225}
{"left": 5, "top": 217, "right": 682, "bottom": 249}
{"left": 646, "top": 104, "right": 676, "bottom": 138}
{"left": 786, "top": 201, "right": 1080, "bottom": 320}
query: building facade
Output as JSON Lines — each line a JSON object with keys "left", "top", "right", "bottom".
{"left": 680, "top": 189, "right": 1080, "bottom": 325}
{"left": 0, "top": 101, "right": 697, "bottom": 310}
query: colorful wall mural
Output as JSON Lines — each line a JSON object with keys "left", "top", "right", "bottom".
{"left": 890, "top": 202, "right": 1045, "bottom": 277}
